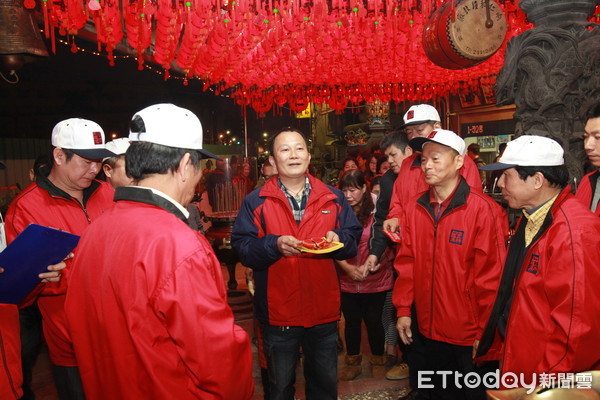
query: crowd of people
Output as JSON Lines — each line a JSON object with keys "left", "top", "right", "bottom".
{"left": 0, "top": 102, "right": 599, "bottom": 400}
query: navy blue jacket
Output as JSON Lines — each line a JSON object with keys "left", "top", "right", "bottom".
{"left": 232, "top": 174, "right": 361, "bottom": 326}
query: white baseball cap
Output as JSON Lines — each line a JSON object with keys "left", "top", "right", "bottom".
{"left": 128, "top": 103, "right": 220, "bottom": 160}
{"left": 104, "top": 138, "right": 131, "bottom": 158}
{"left": 480, "top": 135, "right": 564, "bottom": 171}
{"left": 401, "top": 104, "right": 441, "bottom": 128}
{"left": 409, "top": 129, "right": 466, "bottom": 155}
{"left": 51, "top": 118, "right": 115, "bottom": 159}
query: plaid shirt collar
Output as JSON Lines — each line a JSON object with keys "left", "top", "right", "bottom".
{"left": 522, "top": 193, "right": 559, "bottom": 247}
{"left": 278, "top": 176, "right": 312, "bottom": 225}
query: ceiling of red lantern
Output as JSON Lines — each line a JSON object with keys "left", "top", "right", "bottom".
{"left": 28, "top": 0, "right": 542, "bottom": 112}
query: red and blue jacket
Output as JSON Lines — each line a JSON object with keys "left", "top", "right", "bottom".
{"left": 232, "top": 174, "right": 362, "bottom": 327}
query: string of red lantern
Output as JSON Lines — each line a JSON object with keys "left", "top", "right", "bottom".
{"left": 23, "top": 0, "right": 599, "bottom": 113}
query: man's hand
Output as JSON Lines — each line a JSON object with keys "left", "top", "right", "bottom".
{"left": 348, "top": 264, "right": 367, "bottom": 282}
{"left": 383, "top": 217, "right": 399, "bottom": 232}
{"left": 39, "top": 252, "right": 73, "bottom": 283}
{"left": 397, "top": 316, "right": 413, "bottom": 345}
{"left": 472, "top": 339, "right": 480, "bottom": 359}
{"left": 364, "top": 254, "right": 381, "bottom": 274}
{"left": 324, "top": 231, "right": 339, "bottom": 243}
{"left": 277, "top": 236, "right": 302, "bottom": 256}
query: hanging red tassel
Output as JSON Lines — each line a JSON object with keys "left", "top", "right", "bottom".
{"left": 41, "top": 0, "right": 50, "bottom": 38}
{"left": 49, "top": 23, "right": 56, "bottom": 53}
{"left": 107, "top": 48, "right": 114, "bottom": 66}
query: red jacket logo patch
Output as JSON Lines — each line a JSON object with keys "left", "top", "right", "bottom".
{"left": 449, "top": 229, "right": 464, "bottom": 245}
{"left": 526, "top": 254, "right": 540, "bottom": 275}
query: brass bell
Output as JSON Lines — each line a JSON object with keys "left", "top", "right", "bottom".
{"left": 0, "top": 0, "right": 48, "bottom": 72}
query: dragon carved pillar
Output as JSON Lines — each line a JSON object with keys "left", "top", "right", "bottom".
{"left": 495, "top": 0, "right": 600, "bottom": 179}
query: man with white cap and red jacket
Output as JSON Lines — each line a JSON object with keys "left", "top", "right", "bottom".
{"left": 5, "top": 118, "right": 115, "bottom": 399}
{"left": 382, "top": 104, "right": 483, "bottom": 234}
{"left": 102, "top": 137, "right": 133, "bottom": 188}
{"left": 476, "top": 135, "right": 600, "bottom": 385}
{"left": 394, "top": 129, "right": 507, "bottom": 400}
{"left": 65, "top": 103, "right": 254, "bottom": 399}
{"left": 379, "top": 105, "right": 484, "bottom": 400}
{"left": 576, "top": 103, "right": 600, "bottom": 216}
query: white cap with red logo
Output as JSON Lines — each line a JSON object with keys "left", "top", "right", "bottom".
{"left": 409, "top": 129, "right": 466, "bottom": 155}
{"left": 51, "top": 118, "right": 115, "bottom": 160}
{"left": 401, "top": 104, "right": 441, "bottom": 128}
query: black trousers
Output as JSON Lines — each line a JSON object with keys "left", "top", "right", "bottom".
{"left": 405, "top": 305, "right": 428, "bottom": 395}
{"left": 341, "top": 291, "right": 386, "bottom": 356}
{"left": 52, "top": 365, "right": 86, "bottom": 400}
{"left": 19, "top": 303, "right": 42, "bottom": 400}
{"left": 423, "top": 337, "right": 496, "bottom": 400}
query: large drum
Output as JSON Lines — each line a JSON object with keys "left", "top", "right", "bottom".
{"left": 423, "top": 0, "right": 507, "bottom": 69}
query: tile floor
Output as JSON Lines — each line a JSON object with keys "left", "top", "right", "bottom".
{"left": 30, "top": 263, "right": 409, "bottom": 400}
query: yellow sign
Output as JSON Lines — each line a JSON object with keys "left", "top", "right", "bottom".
{"left": 296, "top": 104, "right": 311, "bottom": 119}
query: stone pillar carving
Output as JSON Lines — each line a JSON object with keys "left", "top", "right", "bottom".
{"left": 495, "top": 0, "right": 600, "bottom": 179}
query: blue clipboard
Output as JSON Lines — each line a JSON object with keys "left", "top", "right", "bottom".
{"left": 0, "top": 223, "right": 80, "bottom": 304}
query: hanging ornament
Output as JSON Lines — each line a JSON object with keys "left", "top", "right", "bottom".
{"left": 88, "top": 0, "right": 101, "bottom": 11}
{"left": 45, "top": 0, "right": 592, "bottom": 112}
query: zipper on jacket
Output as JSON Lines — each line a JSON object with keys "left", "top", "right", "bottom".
{"left": 51, "top": 194, "right": 93, "bottom": 224}
{"left": 81, "top": 206, "right": 91, "bottom": 223}
{"left": 0, "top": 332, "right": 20, "bottom": 399}
{"left": 70, "top": 196, "right": 92, "bottom": 223}
{"left": 429, "top": 219, "right": 437, "bottom": 338}
{"left": 422, "top": 203, "right": 463, "bottom": 339}
{"left": 414, "top": 200, "right": 439, "bottom": 340}
{"left": 501, "top": 268, "right": 522, "bottom": 370}
{"left": 69, "top": 197, "right": 92, "bottom": 223}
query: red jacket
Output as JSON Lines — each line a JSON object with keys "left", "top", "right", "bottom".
{"left": 64, "top": 187, "right": 254, "bottom": 399}
{"left": 575, "top": 170, "right": 600, "bottom": 216}
{"left": 5, "top": 178, "right": 114, "bottom": 366}
{"left": 387, "top": 153, "right": 483, "bottom": 221}
{"left": 0, "top": 304, "right": 22, "bottom": 400}
{"left": 339, "top": 215, "right": 394, "bottom": 293}
{"left": 477, "top": 188, "right": 600, "bottom": 382}
{"left": 232, "top": 175, "right": 362, "bottom": 327}
{"left": 393, "top": 179, "right": 507, "bottom": 346}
